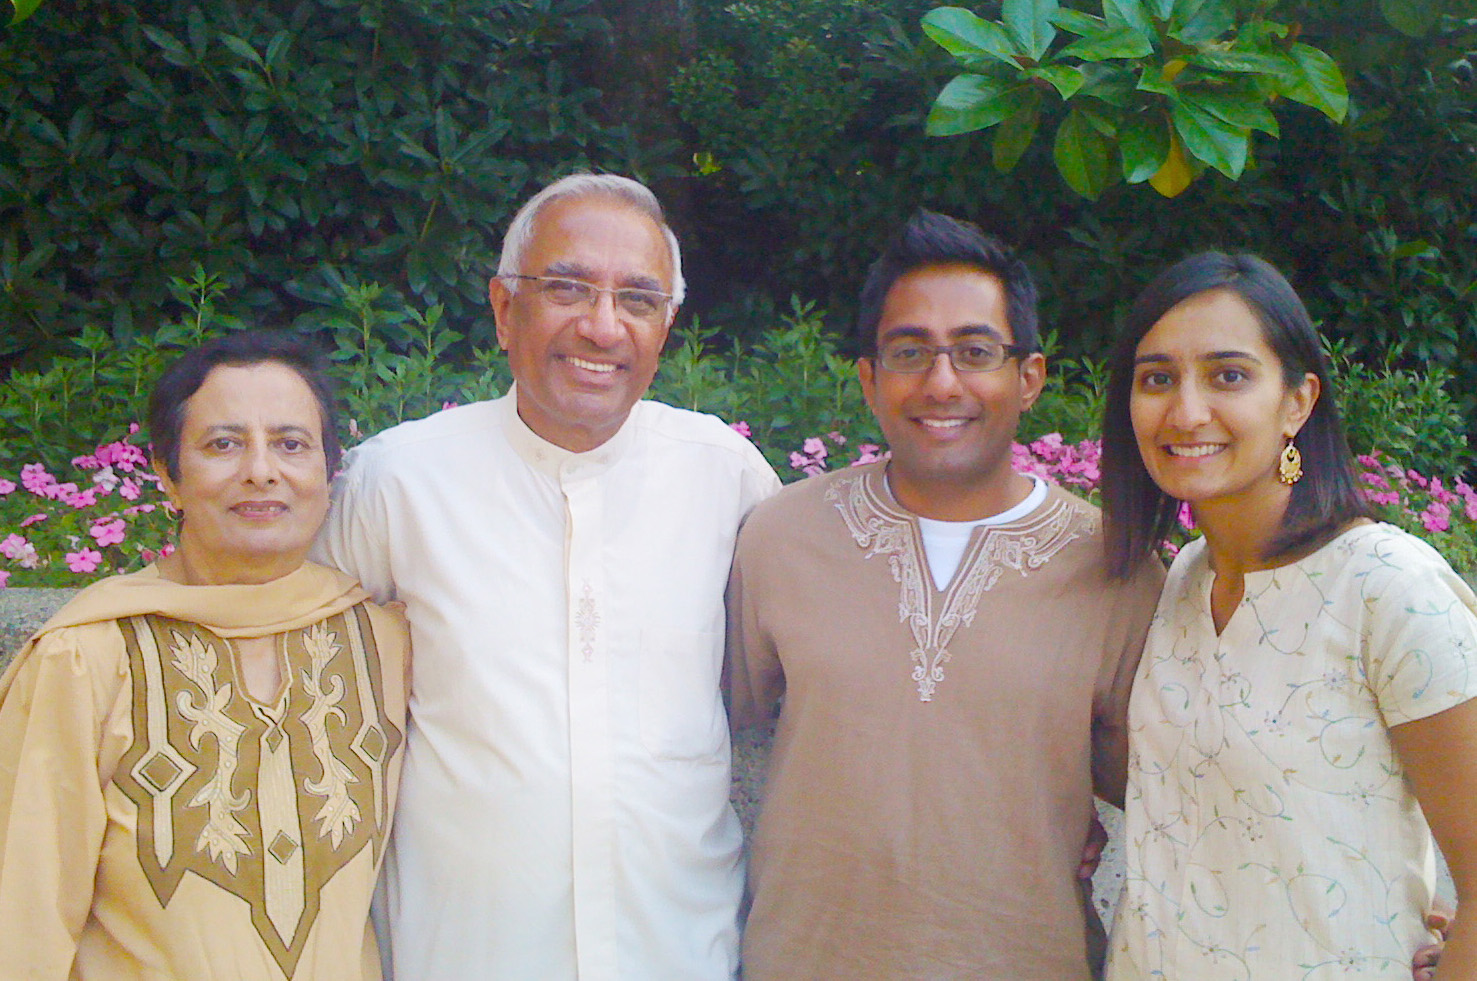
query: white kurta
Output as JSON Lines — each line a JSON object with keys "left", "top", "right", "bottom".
{"left": 315, "top": 392, "right": 779, "bottom": 980}
{"left": 1108, "top": 523, "right": 1477, "bottom": 980}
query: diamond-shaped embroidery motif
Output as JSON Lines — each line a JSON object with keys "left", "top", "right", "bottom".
{"left": 263, "top": 726, "right": 284, "bottom": 753}
{"left": 268, "top": 831, "right": 300, "bottom": 864}
{"left": 358, "top": 725, "right": 386, "bottom": 762}
{"left": 138, "top": 752, "right": 184, "bottom": 793}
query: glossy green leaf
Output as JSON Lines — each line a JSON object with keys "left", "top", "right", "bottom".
{"left": 1171, "top": 95, "right": 1248, "bottom": 178}
{"left": 1003, "top": 0, "right": 1058, "bottom": 62}
{"left": 1058, "top": 25, "right": 1154, "bottom": 61}
{"left": 1169, "top": 0, "right": 1232, "bottom": 44}
{"left": 926, "top": 75, "right": 1034, "bottom": 136}
{"left": 1103, "top": 0, "right": 1154, "bottom": 39}
{"left": 1188, "top": 49, "right": 1287, "bottom": 78}
{"left": 922, "top": 7, "right": 1020, "bottom": 69}
{"left": 1029, "top": 65, "right": 1084, "bottom": 100}
{"left": 1380, "top": 0, "right": 1439, "bottom": 37}
{"left": 7, "top": 0, "right": 42, "bottom": 26}
{"left": 1053, "top": 107, "right": 1116, "bottom": 199}
{"left": 1187, "top": 89, "right": 1278, "bottom": 136}
{"left": 1279, "top": 43, "right": 1349, "bottom": 122}
{"left": 1144, "top": 0, "right": 1175, "bottom": 21}
{"left": 992, "top": 95, "right": 1041, "bottom": 171}
{"left": 1119, "top": 112, "right": 1169, "bottom": 183}
{"left": 1051, "top": 9, "right": 1106, "bottom": 36}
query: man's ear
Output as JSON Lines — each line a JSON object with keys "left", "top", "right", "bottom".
{"left": 1017, "top": 351, "right": 1047, "bottom": 412}
{"left": 857, "top": 357, "right": 878, "bottom": 416}
{"left": 489, "top": 277, "right": 514, "bottom": 350}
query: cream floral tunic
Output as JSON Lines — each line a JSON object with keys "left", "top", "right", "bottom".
{"left": 1108, "top": 523, "right": 1477, "bottom": 980}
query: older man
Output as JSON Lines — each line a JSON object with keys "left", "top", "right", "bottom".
{"left": 726, "top": 210, "right": 1163, "bottom": 979}
{"left": 317, "top": 173, "right": 779, "bottom": 979}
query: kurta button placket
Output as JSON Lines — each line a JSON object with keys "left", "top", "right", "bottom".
{"left": 561, "top": 462, "right": 618, "bottom": 978}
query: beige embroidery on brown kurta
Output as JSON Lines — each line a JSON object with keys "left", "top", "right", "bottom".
{"left": 114, "top": 605, "right": 403, "bottom": 976}
{"left": 827, "top": 470, "right": 1092, "bottom": 700}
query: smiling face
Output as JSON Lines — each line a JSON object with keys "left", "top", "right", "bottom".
{"left": 489, "top": 193, "right": 676, "bottom": 452}
{"left": 1129, "top": 288, "right": 1318, "bottom": 520}
{"left": 155, "top": 361, "right": 331, "bottom": 585}
{"left": 858, "top": 263, "right": 1045, "bottom": 520}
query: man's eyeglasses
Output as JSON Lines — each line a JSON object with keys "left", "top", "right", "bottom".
{"left": 875, "top": 339, "right": 1031, "bottom": 374}
{"left": 500, "top": 275, "right": 672, "bottom": 324}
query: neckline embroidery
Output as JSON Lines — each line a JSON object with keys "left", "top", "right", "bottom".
{"left": 827, "top": 469, "right": 1089, "bottom": 700}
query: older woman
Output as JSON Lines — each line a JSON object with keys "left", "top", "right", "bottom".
{"left": 1099, "top": 252, "right": 1477, "bottom": 979}
{"left": 0, "top": 332, "right": 408, "bottom": 979}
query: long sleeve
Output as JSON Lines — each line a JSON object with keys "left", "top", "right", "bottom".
{"left": 0, "top": 626, "right": 124, "bottom": 979}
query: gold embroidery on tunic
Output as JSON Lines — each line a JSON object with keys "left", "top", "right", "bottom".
{"left": 115, "top": 606, "right": 402, "bottom": 976}
{"left": 828, "top": 471, "right": 1090, "bottom": 700}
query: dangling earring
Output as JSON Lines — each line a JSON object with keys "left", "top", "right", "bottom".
{"left": 1278, "top": 438, "right": 1303, "bottom": 485}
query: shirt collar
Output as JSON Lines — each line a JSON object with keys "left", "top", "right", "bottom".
{"left": 499, "top": 383, "right": 639, "bottom": 481}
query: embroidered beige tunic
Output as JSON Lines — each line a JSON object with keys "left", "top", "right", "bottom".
{"left": 0, "top": 562, "right": 408, "bottom": 980}
{"left": 726, "top": 463, "right": 1163, "bottom": 981}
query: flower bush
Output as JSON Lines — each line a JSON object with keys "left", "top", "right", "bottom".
{"left": 0, "top": 427, "right": 176, "bottom": 587}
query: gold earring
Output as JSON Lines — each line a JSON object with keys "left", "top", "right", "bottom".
{"left": 1278, "top": 439, "right": 1303, "bottom": 485}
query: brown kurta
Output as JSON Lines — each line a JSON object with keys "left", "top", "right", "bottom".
{"left": 726, "top": 463, "right": 1162, "bottom": 980}
{"left": 0, "top": 562, "right": 408, "bottom": 980}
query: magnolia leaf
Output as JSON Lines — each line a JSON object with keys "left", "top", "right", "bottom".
{"left": 1029, "top": 64, "right": 1085, "bottom": 100}
{"left": 1079, "top": 62, "right": 1138, "bottom": 105}
{"left": 1189, "top": 49, "right": 1288, "bottom": 78}
{"left": 1187, "top": 88, "right": 1278, "bottom": 137}
{"left": 1051, "top": 8, "right": 1107, "bottom": 36}
{"left": 1279, "top": 43, "right": 1349, "bottom": 122}
{"left": 1149, "top": 129, "right": 1195, "bottom": 196}
{"left": 1003, "top": 0, "right": 1059, "bottom": 62}
{"left": 993, "top": 98, "right": 1041, "bottom": 171}
{"left": 926, "top": 75, "right": 1033, "bottom": 136}
{"left": 1379, "top": 0, "right": 1439, "bottom": 37}
{"left": 1170, "top": 0, "right": 1233, "bottom": 45}
{"left": 1054, "top": 107, "right": 1116, "bottom": 199}
{"left": 1136, "top": 64, "right": 1177, "bottom": 96}
{"left": 1144, "top": 0, "right": 1176, "bottom": 21}
{"left": 1059, "top": 25, "right": 1155, "bottom": 61}
{"left": 1171, "top": 96, "right": 1248, "bottom": 178}
{"left": 922, "top": 7, "right": 1021, "bottom": 70}
{"left": 1103, "top": 0, "right": 1155, "bottom": 40}
{"left": 1119, "top": 112, "right": 1169, "bottom": 183}
{"left": 8, "top": 0, "right": 42, "bottom": 26}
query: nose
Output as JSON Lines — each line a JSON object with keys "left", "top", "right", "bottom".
{"left": 920, "top": 351, "right": 966, "bottom": 399}
{"left": 1165, "top": 380, "right": 1211, "bottom": 429}
{"left": 242, "top": 440, "right": 279, "bottom": 486}
{"left": 574, "top": 289, "right": 625, "bottom": 347}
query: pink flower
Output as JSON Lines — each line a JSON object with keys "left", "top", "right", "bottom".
{"left": 1176, "top": 502, "right": 1196, "bottom": 531}
{"left": 0, "top": 570, "right": 9, "bottom": 588}
{"left": 90, "top": 517, "right": 127, "bottom": 547}
{"left": 827, "top": 431, "right": 847, "bottom": 445}
{"left": 1421, "top": 502, "right": 1451, "bottom": 535}
{"left": 72, "top": 452, "right": 101, "bottom": 470}
{"left": 66, "top": 548, "right": 104, "bottom": 573}
{"left": 1, "top": 534, "right": 28, "bottom": 560}
{"left": 119, "top": 477, "right": 141, "bottom": 501}
{"left": 729, "top": 421, "right": 752, "bottom": 438}
{"left": 21, "top": 463, "right": 54, "bottom": 495}
{"left": 19, "top": 513, "right": 47, "bottom": 528}
{"left": 788, "top": 451, "right": 813, "bottom": 472}
{"left": 94, "top": 439, "right": 149, "bottom": 473}
{"left": 65, "top": 487, "right": 99, "bottom": 508}
{"left": 851, "top": 444, "right": 884, "bottom": 466}
{"left": 442, "top": 400, "right": 459, "bottom": 411}
{"left": 0, "top": 479, "right": 15, "bottom": 495}
{"left": 802, "top": 437, "right": 828, "bottom": 459}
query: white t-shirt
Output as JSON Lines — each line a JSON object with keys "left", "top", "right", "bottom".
{"left": 915, "top": 476, "right": 1049, "bottom": 590}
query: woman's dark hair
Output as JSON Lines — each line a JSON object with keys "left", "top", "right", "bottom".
{"left": 1101, "top": 251, "right": 1373, "bottom": 578}
{"left": 855, "top": 209, "right": 1040, "bottom": 357}
{"left": 148, "top": 331, "right": 342, "bottom": 481}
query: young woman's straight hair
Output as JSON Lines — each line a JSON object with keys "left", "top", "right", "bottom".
{"left": 1100, "top": 251, "right": 1374, "bottom": 578}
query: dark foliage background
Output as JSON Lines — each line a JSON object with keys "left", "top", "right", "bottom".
{"left": 2, "top": 0, "right": 1474, "bottom": 452}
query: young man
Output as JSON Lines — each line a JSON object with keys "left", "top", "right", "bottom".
{"left": 726, "top": 210, "right": 1163, "bottom": 980}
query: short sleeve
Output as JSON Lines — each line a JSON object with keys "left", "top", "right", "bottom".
{"left": 315, "top": 445, "right": 398, "bottom": 604}
{"left": 1360, "top": 531, "right": 1477, "bottom": 726}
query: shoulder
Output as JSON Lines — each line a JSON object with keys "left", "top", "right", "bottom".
{"left": 632, "top": 400, "right": 775, "bottom": 477}
{"left": 342, "top": 400, "right": 503, "bottom": 476}
{"left": 743, "top": 465, "right": 867, "bottom": 531}
{"left": 1318, "top": 521, "right": 1469, "bottom": 601}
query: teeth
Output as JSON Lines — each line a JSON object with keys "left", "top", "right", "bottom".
{"left": 1167, "top": 444, "right": 1222, "bottom": 458}
{"left": 919, "top": 419, "right": 967, "bottom": 430}
{"left": 567, "top": 356, "right": 617, "bottom": 373}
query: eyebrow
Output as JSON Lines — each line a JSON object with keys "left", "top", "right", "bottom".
{"left": 1133, "top": 349, "right": 1263, "bottom": 365}
{"left": 879, "top": 323, "right": 1007, "bottom": 344}
{"left": 199, "top": 424, "right": 317, "bottom": 438}
{"left": 542, "top": 261, "right": 666, "bottom": 293}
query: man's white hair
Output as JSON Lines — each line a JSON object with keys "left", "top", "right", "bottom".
{"left": 496, "top": 172, "right": 685, "bottom": 306}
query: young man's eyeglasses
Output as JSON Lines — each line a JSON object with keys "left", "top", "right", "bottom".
{"left": 500, "top": 275, "right": 672, "bottom": 324}
{"left": 876, "top": 339, "right": 1031, "bottom": 374}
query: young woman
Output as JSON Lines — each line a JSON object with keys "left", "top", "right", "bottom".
{"left": 1100, "top": 252, "right": 1477, "bottom": 979}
